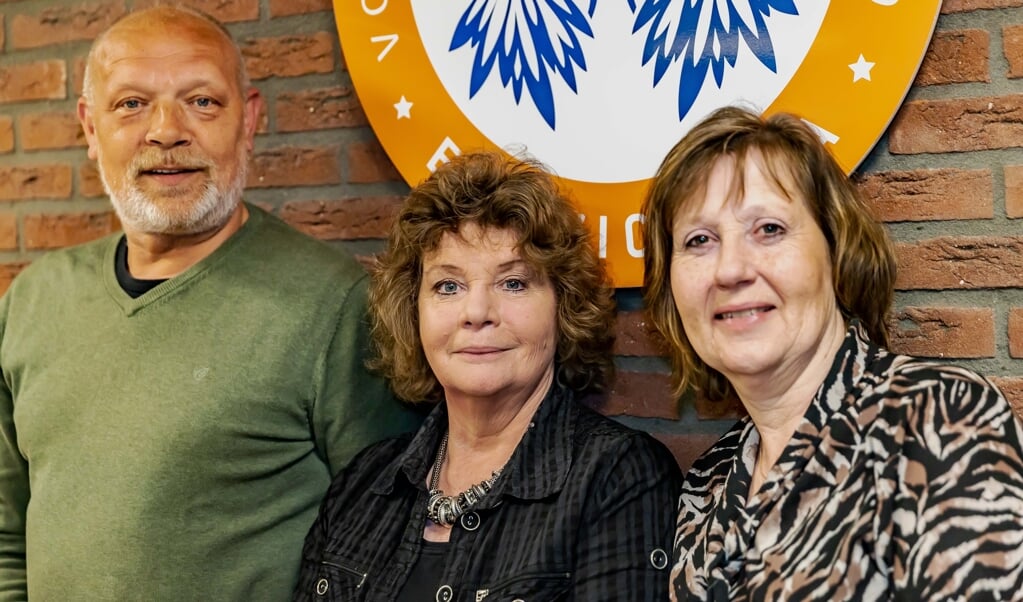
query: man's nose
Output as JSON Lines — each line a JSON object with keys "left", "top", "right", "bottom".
{"left": 145, "top": 103, "right": 191, "bottom": 149}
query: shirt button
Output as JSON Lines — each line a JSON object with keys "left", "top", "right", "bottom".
{"left": 315, "top": 577, "right": 329, "bottom": 596}
{"left": 436, "top": 584, "right": 453, "bottom": 601}
{"left": 649, "top": 548, "right": 669, "bottom": 570}
{"left": 460, "top": 511, "right": 481, "bottom": 531}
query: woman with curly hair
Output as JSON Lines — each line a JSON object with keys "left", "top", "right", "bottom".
{"left": 295, "top": 151, "right": 682, "bottom": 601}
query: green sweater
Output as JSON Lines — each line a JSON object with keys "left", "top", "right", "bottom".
{"left": 0, "top": 205, "right": 420, "bottom": 601}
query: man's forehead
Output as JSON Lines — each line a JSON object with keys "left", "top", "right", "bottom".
{"left": 96, "top": 10, "right": 231, "bottom": 65}
{"left": 89, "top": 22, "right": 239, "bottom": 90}
{"left": 97, "top": 21, "right": 229, "bottom": 62}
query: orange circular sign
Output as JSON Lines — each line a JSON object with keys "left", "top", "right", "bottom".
{"left": 335, "top": 1, "right": 940, "bottom": 287}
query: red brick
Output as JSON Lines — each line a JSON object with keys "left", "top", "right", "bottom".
{"left": 279, "top": 197, "right": 402, "bottom": 241}
{"left": 19, "top": 112, "right": 86, "bottom": 151}
{"left": 1010, "top": 309, "right": 1023, "bottom": 358}
{"left": 613, "top": 310, "right": 669, "bottom": 356}
{"left": 895, "top": 237, "right": 1023, "bottom": 289}
{"left": 0, "top": 117, "right": 12, "bottom": 154}
{"left": 0, "top": 213, "right": 17, "bottom": 250}
{"left": 1005, "top": 25, "right": 1023, "bottom": 78}
{"left": 276, "top": 86, "right": 368, "bottom": 132}
{"left": 269, "top": 0, "right": 331, "bottom": 16}
{"left": 347, "top": 140, "right": 400, "bottom": 184}
{"left": 888, "top": 95, "right": 1023, "bottom": 154}
{"left": 79, "top": 162, "right": 106, "bottom": 198}
{"left": 989, "top": 377, "right": 1023, "bottom": 420}
{"left": 654, "top": 433, "right": 721, "bottom": 472}
{"left": 241, "top": 32, "right": 334, "bottom": 80}
{"left": 0, "top": 262, "right": 30, "bottom": 297}
{"left": 247, "top": 146, "right": 341, "bottom": 188}
{"left": 592, "top": 371, "right": 679, "bottom": 420}
{"left": 72, "top": 56, "right": 86, "bottom": 97}
{"left": 22, "top": 211, "right": 119, "bottom": 250}
{"left": 0, "top": 60, "right": 66, "bottom": 104}
{"left": 916, "top": 29, "right": 989, "bottom": 86}
{"left": 857, "top": 169, "right": 992, "bottom": 221}
{"left": 1005, "top": 165, "right": 1023, "bottom": 218}
{"left": 0, "top": 165, "right": 72, "bottom": 201}
{"left": 890, "top": 307, "right": 995, "bottom": 358}
{"left": 943, "top": 0, "right": 1023, "bottom": 11}
{"left": 11, "top": 2, "right": 125, "bottom": 50}
{"left": 132, "top": 0, "right": 258, "bottom": 22}
{"left": 255, "top": 99, "right": 270, "bottom": 134}
{"left": 694, "top": 394, "right": 746, "bottom": 421}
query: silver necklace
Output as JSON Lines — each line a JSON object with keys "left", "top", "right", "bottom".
{"left": 426, "top": 431, "right": 502, "bottom": 527}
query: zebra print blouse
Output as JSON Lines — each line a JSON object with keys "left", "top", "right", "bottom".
{"left": 671, "top": 323, "right": 1023, "bottom": 601}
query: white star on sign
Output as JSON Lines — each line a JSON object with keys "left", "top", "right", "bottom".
{"left": 849, "top": 54, "right": 875, "bottom": 82}
{"left": 394, "top": 96, "right": 413, "bottom": 119}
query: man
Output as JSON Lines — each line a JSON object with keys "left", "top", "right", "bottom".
{"left": 0, "top": 6, "right": 419, "bottom": 600}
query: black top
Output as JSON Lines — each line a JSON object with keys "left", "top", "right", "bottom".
{"left": 394, "top": 540, "right": 447, "bottom": 602}
{"left": 114, "top": 236, "right": 166, "bottom": 298}
{"left": 293, "top": 384, "right": 683, "bottom": 601}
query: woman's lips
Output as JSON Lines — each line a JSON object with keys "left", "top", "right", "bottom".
{"left": 714, "top": 306, "right": 773, "bottom": 320}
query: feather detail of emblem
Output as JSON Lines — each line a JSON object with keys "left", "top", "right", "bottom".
{"left": 629, "top": 0, "right": 799, "bottom": 119}
{"left": 449, "top": 0, "right": 598, "bottom": 129}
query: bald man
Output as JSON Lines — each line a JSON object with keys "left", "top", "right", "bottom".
{"left": 0, "top": 7, "right": 420, "bottom": 600}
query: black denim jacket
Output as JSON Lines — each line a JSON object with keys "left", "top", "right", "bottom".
{"left": 293, "top": 384, "right": 682, "bottom": 601}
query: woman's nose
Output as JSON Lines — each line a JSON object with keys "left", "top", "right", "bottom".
{"left": 460, "top": 285, "right": 497, "bottom": 327}
{"left": 713, "top": 237, "right": 756, "bottom": 287}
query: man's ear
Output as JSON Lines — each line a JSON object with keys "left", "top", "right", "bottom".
{"left": 77, "top": 97, "right": 99, "bottom": 161}
{"left": 242, "top": 87, "right": 263, "bottom": 153}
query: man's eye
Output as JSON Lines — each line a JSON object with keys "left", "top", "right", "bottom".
{"left": 195, "top": 97, "right": 213, "bottom": 108}
{"left": 121, "top": 99, "right": 141, "bottom": 110}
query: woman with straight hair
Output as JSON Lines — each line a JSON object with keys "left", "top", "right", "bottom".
{"left": 642, "top": 106, "right": 1023, "bottom": 601}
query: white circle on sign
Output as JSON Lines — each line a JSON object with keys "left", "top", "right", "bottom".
{"left": 411, "top": 1, "right": 828, "bottom": 182}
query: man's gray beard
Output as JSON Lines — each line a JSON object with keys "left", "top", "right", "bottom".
{"left": 100, "top": 154, "right": 248, "bottom": 236}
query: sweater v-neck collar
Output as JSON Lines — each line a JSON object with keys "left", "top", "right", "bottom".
{"left": 102, "top": 204, "right": 263, "bottom": 316}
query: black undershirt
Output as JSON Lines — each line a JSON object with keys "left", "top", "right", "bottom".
{"left": 395, "top": 540, "right": 448, "bottom": 601}
{"left": 115, "top": 236, "right": 167, "bottom": 298}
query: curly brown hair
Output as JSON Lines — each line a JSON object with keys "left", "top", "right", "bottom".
{"left": 370, "top": 151, "right": 616, "bottom": 403}
{"left": 641, "top": 106, "right": 896, "bottom": 401}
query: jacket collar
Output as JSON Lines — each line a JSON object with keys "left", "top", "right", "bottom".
{"left": 369, "top": 383, "right": 577, "bottom": 505}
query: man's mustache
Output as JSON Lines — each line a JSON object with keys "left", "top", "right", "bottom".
{"left": 129, "top": 150, "right": 214, "bottom": 177}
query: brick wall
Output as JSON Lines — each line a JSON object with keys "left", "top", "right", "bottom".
{"left": 2, "top": 0, "right": 1023, "bottom": 470}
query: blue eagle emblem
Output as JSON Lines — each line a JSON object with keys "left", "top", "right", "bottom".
{"left": 448, "top": 0, "right": 799, "bottom": 128}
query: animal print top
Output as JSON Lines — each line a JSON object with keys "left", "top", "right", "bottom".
{"left": 671, "top": 322, "right": 1023, "bottom": 601}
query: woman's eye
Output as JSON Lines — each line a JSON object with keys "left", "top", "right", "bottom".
{"left": 437, "top": 281, "right": 458, "bottom": 294}
{"left": 504, "top": 278, "right": 525, "bottom": 291}
{"left": 685, "top": 234, "right": 710, "bottom": 248}
{"left": 760, "top": 223, "right": 784, "bottom": 236}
